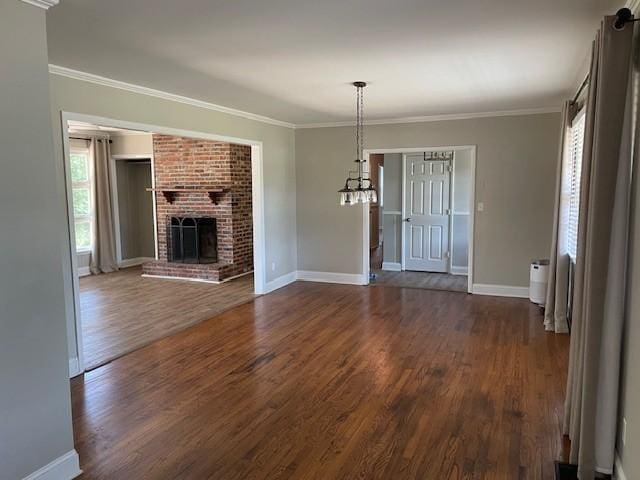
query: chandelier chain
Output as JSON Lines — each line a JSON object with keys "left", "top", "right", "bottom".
{"left": 355, "top": 84, "right": 360, "bottom": 167}
{"left": 360, "top": 83, "right": 364, "bottom": 165}
{"left": 338, "top": 81, "right": 376, "bottom": 206}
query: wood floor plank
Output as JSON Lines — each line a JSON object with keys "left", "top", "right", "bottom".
{"left": 79, "top": 266, "right": 255, "bottom": 369}
{"left": 371, "top": 269, "right": 468, "bottom": 292}
{"left": 71, "top": 282, "right": 569, "bottom": 479}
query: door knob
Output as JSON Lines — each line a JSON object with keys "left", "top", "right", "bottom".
{"left": 404, "top": 217, "right": 411, "bottom": 222}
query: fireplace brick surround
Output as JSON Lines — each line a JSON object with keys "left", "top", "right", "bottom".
{"left": 142, "top": 135, "right": 253, "bottom": 282}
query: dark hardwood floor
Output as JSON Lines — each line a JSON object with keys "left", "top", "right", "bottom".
{"left": 371, "top": 269, "right": 468, "bottom": 293}
{"left": 79, "top": 266, "right": 255, "bottom": 369}
{"left": 71, "top": 281, "right": 569, "bottom": 479}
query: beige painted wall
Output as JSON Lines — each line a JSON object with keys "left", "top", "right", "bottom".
{"left": 49, "top": 74, "right": 297, "bottom": 363}
{"left": 0, "top": 2, "right": 75, "bottom": 478}
{"left": 111, "top": 133, "right": 153, "bottom": 156}
{"left": 295, "top": 113, "right": 561, "bottom": 286}
{"left": 115, "top": 161, "right": 154, "bottom": 259}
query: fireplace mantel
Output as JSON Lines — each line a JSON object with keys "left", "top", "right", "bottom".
{"left": 146, "top": 187, "right": 226, "bottom": 205}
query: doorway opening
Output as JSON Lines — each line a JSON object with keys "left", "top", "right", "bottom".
{"left": 62, "top": 113, "right": 266, "bottom": 374}
{"left": 364, "top": 146, "right": 476, "bottom": 293}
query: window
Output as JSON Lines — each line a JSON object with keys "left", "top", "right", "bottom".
{"left": 566, "top": 111, "right": 586, "bottom": 260}
{"left": 70, "top": 145, "right": 94, "bottom": 252}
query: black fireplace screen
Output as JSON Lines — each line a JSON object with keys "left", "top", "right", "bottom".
{"left": 168, "top": 216, "right": 218, "bottom": 264}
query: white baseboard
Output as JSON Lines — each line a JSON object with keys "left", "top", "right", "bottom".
{"left": 450, "top": 266, "right": 468, "bottom": 275}
{"left": 472, "top": 283, "right": 529, "bottom": 298}
{"left": 78, "top": 257, "right": 153, "bottom": 276}
{"left": 141, "top": 273, "right": 221, "bottom": 284}
{"left": 260, "top": 270, "right": 367, "bottom": 293}
{"left": 264, "top": 271, "right": 297, "bottom": 293}
{"left": 68, "top": 357, "right": 82, "bottom": 378}
{"left": 381, "top": 262, "right": 402, "bottom": 271}
{"left": 119, "top": 256, "right": 154, "bottom": 268}
{"left": 615, "top": 452, "right": 628, "bottom": 480}
{"left": 77, "top": 266, "right": 91, "bottom": 277}
{"left": 141, "top": 270, "right": 253, "bottom": 285}
{"left": 23, "top": 450, "right": 81, "bottom": 480}
{"left": 296, "top": 270, "right": 367, "bottom": 285}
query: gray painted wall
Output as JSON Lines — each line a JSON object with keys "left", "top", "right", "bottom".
{"left": 452, "top": 215, "right": 469, "bottom": 268}
{"left": 0, "top": 2, "right": 76, "bottom": 478}
{"left": 116, "top": 161, "right": 154, "bottom": 260}
{"left": 383, "top": 153, "right": 402, "bottom": 212}
{"left": 295, "top": 113, "right": 560, "bottom": 286}
{"left": 49, "top": 74, "right": 297, "bottom": 365}
{"left": 382, "top": 153, "right": 402, "bottom": 264}
{"left": 452, "top": 149, "right": 472, "bottom": 269}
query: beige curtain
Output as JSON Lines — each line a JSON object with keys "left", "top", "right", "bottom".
{"left": 89, "top": 138, "right": 119, "bottom": 274}
{"left": 563, "top": 16, "right": 634, "bottom": 479}
{"left": 544, "top": 100, "right": 577, "bottom": 333}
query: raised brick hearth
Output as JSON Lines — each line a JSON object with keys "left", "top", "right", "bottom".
{"left": 142, "top": 135, "right": 252, "bottom": 282}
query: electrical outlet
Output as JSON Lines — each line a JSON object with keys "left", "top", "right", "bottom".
{"left": 271, "top": 261, "right": 276, "bottom": 272}
{"left": 477, "top": 202, "right": 485, "bottom": 212}
{"left": 622, "top": 417, "right": 627, "bottom": 446}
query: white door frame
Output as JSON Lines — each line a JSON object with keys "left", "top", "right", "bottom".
{"left": 362, "top": 146, "right": 476, "bottom": 294}
{"left": 60, "top": 111, "right": 267, "bottom": 376}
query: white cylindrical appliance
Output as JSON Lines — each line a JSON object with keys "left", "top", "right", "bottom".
{"left": 530, "top": 260, "right": 550, "bottom": 305}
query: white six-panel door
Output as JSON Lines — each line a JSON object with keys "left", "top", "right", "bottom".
{"left": 403, "top": 154, "right": 451, "bottom": 272}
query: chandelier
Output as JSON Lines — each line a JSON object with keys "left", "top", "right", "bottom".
{"left": 338, "top": 82, "right": 377, "bottom": 206}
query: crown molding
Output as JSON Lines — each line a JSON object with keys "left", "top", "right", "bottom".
{"left": 295, "top": 106, "right": 562, "bottom": 129}
{"left": 49, "top": 65, "right": 561, "bottom": 130}
{"left": 21, "top": 0, "right": 59, "bottom": 9}
{"left": 48, "top": 64, "right": 296, "bottom": 129}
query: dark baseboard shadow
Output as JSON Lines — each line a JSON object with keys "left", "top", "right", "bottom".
{"left": 555, "top": 462, "right": 611, "bottom": 480}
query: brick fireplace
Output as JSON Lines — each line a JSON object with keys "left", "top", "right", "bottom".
{"left": 142, "top": 135, "right": 253, "bottom": 282}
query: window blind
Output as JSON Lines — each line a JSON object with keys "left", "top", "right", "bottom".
{"left": 567, "top": 112, "right": 585, "bottom": 260}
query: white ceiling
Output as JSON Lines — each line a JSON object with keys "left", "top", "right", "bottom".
{"left": 47, "top": 0, "right": 622, "bottom": 125}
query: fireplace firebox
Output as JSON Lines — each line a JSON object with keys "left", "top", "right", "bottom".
{"left": 168, "top": 216, "right": 218, "bottom": 264}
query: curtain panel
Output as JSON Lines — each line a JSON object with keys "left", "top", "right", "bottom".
{"left": 563, "top": 16, "right": 634, "bottom": 479}
{"left": 89, "top": 137, "right": 119, "bottom": 274}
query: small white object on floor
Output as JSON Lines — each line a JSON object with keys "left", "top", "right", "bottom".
{"left": 529, "top": 260, "right": 549, "bottom": 305}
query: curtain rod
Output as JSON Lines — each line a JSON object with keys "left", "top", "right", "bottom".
{"left": 615, "top": 7, "right": 639, "bottom": 30}
{"left": 69, "top": 136, "right": 112, "bottom": 143}
{"left": 570, "top": 7, "right": 635, "bottom": 104}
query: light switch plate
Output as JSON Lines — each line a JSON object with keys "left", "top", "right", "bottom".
{"left": 477, "top": 202, "right": 485, "bottom": 212}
